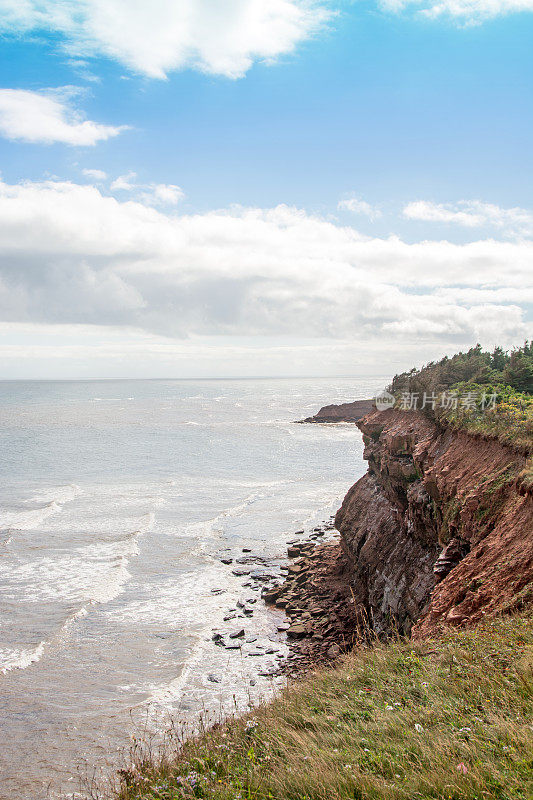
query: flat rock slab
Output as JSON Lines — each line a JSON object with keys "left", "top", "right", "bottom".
{"left": 287, "top": 623, "right": 307, "bottom": 638}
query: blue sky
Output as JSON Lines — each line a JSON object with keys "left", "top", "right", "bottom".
{"left": 0, "top": 0, "right": 531, "bottom": 378}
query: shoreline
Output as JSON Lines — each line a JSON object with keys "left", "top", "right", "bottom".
{"left": 205, "top": 512, "right": 353, "bottom": 678}
{"left": 263, "top": 535, "right": 365, "bottom": 675}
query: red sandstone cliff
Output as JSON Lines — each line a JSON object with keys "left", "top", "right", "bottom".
{"left": 300, "top": 399, "right": 375, "bottom": 423}
{"left": 335, "top": 408, "right": 533, "bottom": 638}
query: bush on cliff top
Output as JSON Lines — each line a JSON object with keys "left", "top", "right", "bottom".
{"left": 112, "top": 612, "right": 532, "bottom": 800}
{"left": 387, "top": 344, "right": 533, "bottom": 455}
{"left": 388, "top": 343, "right": 533, "bottom": 397}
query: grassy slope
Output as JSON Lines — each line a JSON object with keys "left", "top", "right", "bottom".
{"left": 116, "top": 613, "right": 532, "bottom": 800}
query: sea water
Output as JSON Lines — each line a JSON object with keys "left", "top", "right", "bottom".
{"left": 0, "top": 378, "right": 382, "bottom": 799}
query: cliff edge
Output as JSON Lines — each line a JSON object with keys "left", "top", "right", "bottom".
{"left": 336, "top": 408, "right": 533, "bottom": 639}
{"left": 299, "top": 398, "right": 374, "bottom": 423}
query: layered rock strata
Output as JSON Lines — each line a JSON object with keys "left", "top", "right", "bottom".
{"left": 336, "top": 408, "right": 533, "bottom": 638}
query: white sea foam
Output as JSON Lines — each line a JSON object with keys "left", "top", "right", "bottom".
{"left": 30, "top": 485, "right": 81, "bottom": 505}
{"left": 0, "top": 641, "right": 45, "bottom": 674}
{"left": 0, "top": 485, "right": 80, "bottom": 531}
{"left": 146, "top": 637, "right": 210, "bottom": 706}
{"left": 0, "top": 501, "right": 60, "bottom": 531}
{"left": 111, "top": 566, "right": 229, "bottom": 625}
{"left": 175, "top": 493, "right": 262, "bottom": 541}
{"left": 0, "top": 524, "right": 143, "bottom": 606}
{"left": 133, "top": 511, "right": 155, "bottom": 533}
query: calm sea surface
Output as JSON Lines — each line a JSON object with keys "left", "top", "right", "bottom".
{"left": 0, "top": 378, "right": 382, "bottom": 799}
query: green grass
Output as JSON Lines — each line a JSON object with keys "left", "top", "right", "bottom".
{"left": 112, "top": 612, "right": 533, "bottom": 800}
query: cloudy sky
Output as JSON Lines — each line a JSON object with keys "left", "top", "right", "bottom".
{"left": 0, "top": 0, "right": 531, "bottom": 379}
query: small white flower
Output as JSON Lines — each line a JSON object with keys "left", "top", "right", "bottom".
{"left": 415, "top": 723, "right": 424, "bottom": 733}
{"left": 386, "top": 705, "right": 394, "bottom": 711}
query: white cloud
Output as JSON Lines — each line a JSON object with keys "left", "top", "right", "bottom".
{"left": 0, "top": 179, "right": 530, "bottom": 355}
{"left": 403, "top": 200, "right": 533, "bottom": 238}
{"left": 110, "top": 173, "right": 184, "bottom": 206}
{"left": 0, "top": 0, "right": 333, "bottom": 80}
{"left": 82, "top": 168, "right": 107, "bottom": 181}
{"left": 110, "top": 171, "right": 137, "bottom": 192}
{"left": 144, "top": 184, "right": 185, "bottom": 206}
{"left": 338, "top": 195, "right": 382, "bottom": 221}
{"left": 0, "top": 88, "right": 125, "bottom": 145}
{"left": 380, "top": 0, "right": 533, "bottom": 23}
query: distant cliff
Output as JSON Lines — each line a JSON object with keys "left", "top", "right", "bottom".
{"left": 299, "top": 398, "right": 374, "bottom": 423}
{"left": 335, "top": 408, "right": 533, "bottom": 638}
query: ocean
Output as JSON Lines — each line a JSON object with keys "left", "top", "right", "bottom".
{"left": 0, "top": 377, "right": 382, "bottom": 799}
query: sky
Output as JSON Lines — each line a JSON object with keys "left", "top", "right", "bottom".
{"left": 0, "top": 0, "right": 531, "bottom": 379}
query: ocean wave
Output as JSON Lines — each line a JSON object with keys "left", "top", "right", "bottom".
{"left": 146, "top": 637, "right": 210, "bottom": 707}
{"left": 89, "top": 555, "right": 132, "bottom": 604}
{"left": 175, "top": 492, "right": 262, "bottom": 540}
{"left": 109, "top": 566, "right": 230, "bottom": 625}
{"left": 0, "top": 641, "right": 45, "bottom": 675}
{"left": 135, "top": 511, "right": 155, "bottom": 533}
{"left": 30, "top": 485, "right": 81, "bottom": 505}
{"left": 0, "top": 485, "right": 80, "bottom": 531}
{"left": 0, "top": 524, "right": 143, "bottom": 607}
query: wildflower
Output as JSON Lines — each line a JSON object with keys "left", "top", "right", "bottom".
{"left": 415, "top": 723, "right": 424, "bottom": 733}
{"left": 386, "top": 705, "right": 394, "bottom": 710}
{"left": 245, "top": 718, "right": 258, "bottom": 732}
{"left": 186, "top": 771, "right": 199, "bottom": 787}
{"left": 456, "top": 763, "right": 468, "bottom": 774}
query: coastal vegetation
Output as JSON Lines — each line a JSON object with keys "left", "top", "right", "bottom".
{"left": 388, "top": 343, "right": 533, "bottom": 458}
{"left": 113, "top": 612, "right": 532, "bottom": 800}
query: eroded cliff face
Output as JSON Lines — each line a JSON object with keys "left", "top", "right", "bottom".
{"left": 335, "top": 409, "right": 533, "bottom": 639}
